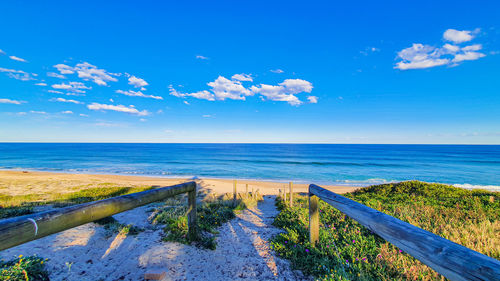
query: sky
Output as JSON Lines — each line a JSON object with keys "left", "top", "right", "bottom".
{"left": 0, "top": 0, "right": 499, "bottom": 144}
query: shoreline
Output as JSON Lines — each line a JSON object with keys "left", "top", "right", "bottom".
{"left": 0, "top": 170, "right": 361, "bottom": 196}
{"left": 0, "top": 167, "right": 373, "bottom": 187}
{"left": 1, "top": 168, "right": 498, "bottom": 194}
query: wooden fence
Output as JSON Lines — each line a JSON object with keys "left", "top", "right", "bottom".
{"left": 0, "top": 181, "right": 197, "bottom": 251}
{"left": 2, "top": 180, "right": 499, "bottom": 281}
{"left": 308, "top": 184, "right": 500, "bottom": 281}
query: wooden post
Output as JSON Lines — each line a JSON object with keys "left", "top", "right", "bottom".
{"left": 309, "top": 192, "right": 319, "bottom": 245}
{"left": 233, "top": 180, "right": 237, "bottom": 205}
{"left": 251, "top": 187, "right": 254, "bottom": 199}
{"left": 284, "top": 189, "right": 287, "bottom": 202}
{"left": 289, "top": 181, "right": 293, "bottom": 207}
{"left": 187, "top": 188, "right": 197, "bottom": 240}
{"left": 245, "top": 184, "right": 249, "bottom": 198}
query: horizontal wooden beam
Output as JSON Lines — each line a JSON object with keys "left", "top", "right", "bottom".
{"left": 309, "top": 184, "right": 500, "bottom": 281}
{"left": 0, "top": 181, "right": 196, "bottom": 251}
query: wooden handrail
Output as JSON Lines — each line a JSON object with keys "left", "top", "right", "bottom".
{"left": 308, "top": 184, "right": 500, "bottom": 281}
{"left": 0, "top": 181, "right": 197, "bottom": 251}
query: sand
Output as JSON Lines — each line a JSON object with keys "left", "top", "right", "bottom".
{"left": 0, "top": 171, "right": 359, "bottom": 280}
{"left": 0, "top": 170, "right": 359, "bottom": 196}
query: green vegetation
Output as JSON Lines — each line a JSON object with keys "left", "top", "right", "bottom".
{"left": 270, "top": 181, "right": 499, "bottom": 281}
{"left": 0, "top": 255, "right": 49, "bottom": 281}
{"left": 152, "top": 192, "right": 263, "bottom": 249}
{"left": 0, "top": 185, "right": 153, "bottom": 219}
{"left": 94, "top": 216, "right": 144, "bottom": 237}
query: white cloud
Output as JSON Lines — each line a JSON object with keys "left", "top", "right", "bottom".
{"left": 196, "top": 55, "right": 209, "bottom": 60}
{"left": 87, "top": 102, "right": 149, "bottom": 116}
{"left": 0, "top": 98, "right": 25, "bottom": 104}
{"left": 307, "top": 96, "right": 318, "bottom": 103}
{"left": 52, "top": 82, "right": 91, "bottom": 93}
{"left": 442, "top": 44, "right": 460, "bottom": 53}
{"left": 79, "top": 113, "right": 89, "bottom": 117}
{"left": 53, "top": 62, "right": 118, "bottom": 86}
{"left": 462, "top": 44, "right": 482, "bottom": 51}
{"left": 168, "top": 85, "right": 187, "bottom": 98}
{"left": 270, "top": 69, "right": 284, "bottom": 73}
{"left": 395, "top": 29, "right": 485, "bottom": 70}
{"left": 231, "top": 73, "right": 253, "bottom": 82}
{"left": 30, "top": 110, "right": 47, "bottom": 114}
{"left": 250, "top": 84, "right": 301, "bottom": 106}
{"left": 0, "top": 49, "right": 5, "bottom": 55}
{"left": 0, "top": 67, "right": 36, "bottom": 81}
{"left": 9, "top": 56, "right": 27, "bottom": 62}
{"left": 279, "top": 79, "right": 313, "bottom": 94}
{"left": 128, "top": 76, "right": 148, "bottom": 88}
{"left": 116, "top": 89, "right": 162, "bottom": 100}
{"left": 47, "top": 90, "right": 64, "bottom": 94}
{"left": 50, "top": 97, "right": 83, "bottom": 104}
{"left": 169, "top": 77, "right": 313, "bottom": 106}
{"left": 207, "top": 76, "right": 253, "bottom": 100}
{"left": 202, "top": 114, "right": 213, "bottom": 118}
{"left": 61, "top": 111, "right": 73, "bottom": 114}
{"left": 47, "top": 72, "right": 66, "bottom": 79}
{"left": 54, "top": 64, "right": 75, "bottom": 74}
{"left": 35, "top": 82, "right": 47, "bottom": 86}
{"left": 443, "top": 29, "right": 477, "bottom": 43}
{"left": 452, "top": 51, "right": 485, "bottom": 63}
{"left": 395, "top": 44, "right": 450, "bottom": 70}
{"left": 168, "top": 85, "right": 215, "bottom": 101}
{"left": 189, "top": 90, "right": 215, "bottom": 101}
{"left": 250, "top": 79, "right": 313, "bottom": 106}
{"left": 183, "top": 101, "right": 190, "bottom": 105}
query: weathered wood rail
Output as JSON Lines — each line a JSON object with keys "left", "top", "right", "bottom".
{"left": 308, "top": 184, "right": 500, "bottom": 281}
{"left": 0, "top": 181, "right": 197, "bottom": 251}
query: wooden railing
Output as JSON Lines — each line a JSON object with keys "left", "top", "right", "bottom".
{"left": 0, "top": 181, "right": 197, "bottom": 251}
{"left": 307, "top": 184, "right": 500, "bottom": 281}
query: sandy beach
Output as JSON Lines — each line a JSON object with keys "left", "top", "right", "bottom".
{"left": 0, "top": 170, "right": 359, "bottom": 197}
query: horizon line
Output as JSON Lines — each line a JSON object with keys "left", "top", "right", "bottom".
{"left": 0, "top": 142, "right": 499, "bottom": 145}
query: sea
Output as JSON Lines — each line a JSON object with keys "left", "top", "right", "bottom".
{"left": 0, "top": 143, "right": 499, "bottom": 190}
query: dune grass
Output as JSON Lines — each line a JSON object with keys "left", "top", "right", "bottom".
{"left": 0, "top": 185, "right": 154, "bottom": 219}
{"left": 270, "top": 181, "right": 499, "bottom": 280}
{"left": 151, "top": 192, "right": 263, "bottom": 249}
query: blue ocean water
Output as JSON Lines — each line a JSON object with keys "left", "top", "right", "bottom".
{"left": 0, "top": 143, "right": 499, "bottom": 189}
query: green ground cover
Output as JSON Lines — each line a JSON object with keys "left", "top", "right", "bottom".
{"left": 270, "top": 181, "right": 499, "bottom": 280}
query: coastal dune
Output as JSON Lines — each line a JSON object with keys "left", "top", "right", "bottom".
{"left": 0, "top": 170, "right": 357, "bottom": 280}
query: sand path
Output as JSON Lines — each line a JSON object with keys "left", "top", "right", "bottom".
{"left": 1, "top": 196, "right": 308, "bottom": 281}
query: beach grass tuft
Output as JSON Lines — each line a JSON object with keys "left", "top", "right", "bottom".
{"left": 0, "top": 255, "right": 49, "bottom": 281}
{"left": 152, "top": 191, "right": 263, "bottom": 249}
{"left": 270, "top": 181, "right": 499, "bottom": 280}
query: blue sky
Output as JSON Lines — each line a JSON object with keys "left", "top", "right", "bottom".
{"left": 0, "top": 0, "right": 499, "bottom": 143}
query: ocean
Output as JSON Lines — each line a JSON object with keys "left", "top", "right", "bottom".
{"left": 0, "top": 143, "right": 499, "bottom": 190}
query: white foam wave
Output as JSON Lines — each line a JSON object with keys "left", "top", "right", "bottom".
{"left": 452, "top": 183, "right": 500, "bottom": 191}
